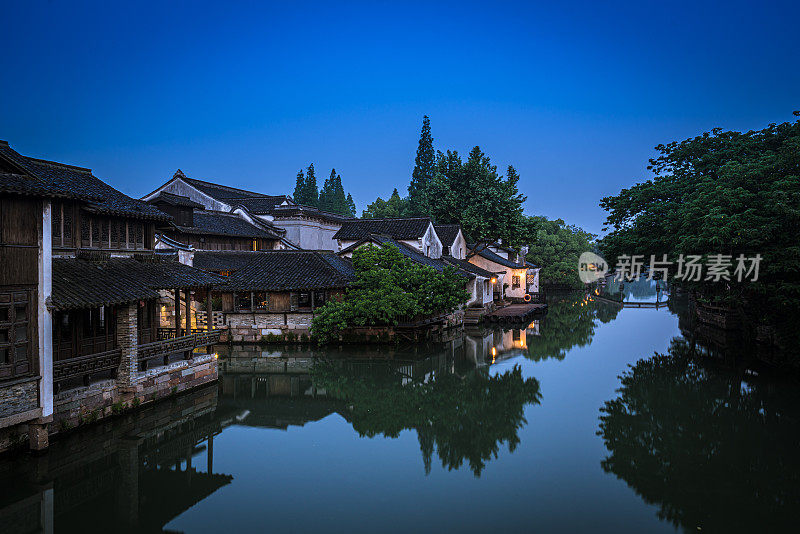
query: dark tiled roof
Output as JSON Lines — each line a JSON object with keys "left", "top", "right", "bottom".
{"left": 467, "top": 244, "right": 525, "bottom": 269}
{"left": 222, "top": 251, "right": 355, "bottom": 291}
{"left": 232, "top": 196, "right": 294, "bottom": 214}
{"left": 52, "top": 253, "right": 224, "bottom": 310}
{"left": 0, "top": 172, "right": 80, "bottom": 198}
{"left": 182, "top": 175, "right": 276, "bottom": 201}
{"left": 0, "top": 142, "right": 169, "bottom": 220}
{"left": 193, "top": 250, "right": 264, "bottom": 272}
{"left": 333, "top": 217, "right": 431, "bottom": 241}
{"left": 442, "top": 257, "right": 496, "bottom": 278}
{"left": 173, "top": 211, "right": 282, "bottom": 239}
{"left": 340, "top": 234, "right": 470, "bottom": 279}
{"left": 434, "top": 224, "right": 462, "bottom": 246}
{"left": 270, "top": 204, "right": 354, "bottom": 222}
{"left": 150, "top": 191, "right": 205, "bottom": 209}
{"left": 155, "top": 233, "right": 193, "bottom": 251}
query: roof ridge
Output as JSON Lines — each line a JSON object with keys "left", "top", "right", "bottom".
{"left": 25, "top": 156, "right": 93, "bottom": 173}
{"left": 183, "top": 175, "right": 272, "bottom": 198}
{"left": 351, "top": 216, "right": 430, "bottom": 221}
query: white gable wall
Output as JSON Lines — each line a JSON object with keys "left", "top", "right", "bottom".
{"left": 142, "top": 178, "right": 232, "bottom": 212}
{"left": 274, "top": 218, "right": 342, "bottom": 251}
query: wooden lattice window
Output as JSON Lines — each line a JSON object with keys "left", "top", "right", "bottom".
{"left": 91, "top": 217, "right": 100, "bottom": 247}
{"left": 110, "top": 219, "right": 119, "bottom": 248}
{"left": 100, "top": 219, "right": 110, "bottom": 247}
{"left": 63, "top": 205, "right": 73, "bottom": 243}
{"left": 512, "top": 275, "right": 521, "bottom": 289}
{"left": 134, "top": 223, "right": 144, "bottom": 249}
{"left": 0, "top": 289, "right": 34, "bottom": 380}
{"left": 80, "top": 214, "right": 90, "bottom": 247}
{"left": 52, "top": 202, "right": 62, "bottom": 243}
{"left": 52, "top": 202, "right": 74, "bottom": 248}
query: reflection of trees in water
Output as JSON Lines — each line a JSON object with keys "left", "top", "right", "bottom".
{"left": 526, "top": 293, "right": 622, "bottom": 361}
{"left": 598, "top": 338, "right": 800, "bottom": 532}
{"left": 604, "top": 277, "right": 666, "bottom": 300}
{"left": 312, "top": 360, "right": 541, "bottom": 476}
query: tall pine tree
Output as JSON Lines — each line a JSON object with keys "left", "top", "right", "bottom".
{"left": 318, "top": 168, "right": 337, "bottom": 212}
{"left": 408, "top": 115, "right": 436, "bottom": 216}
{"left": 304, "top": 163, "right": 319, "bottom": 207}
{"left": 318, "top": 168, "right": 355, "bottom": 216}
{"left": 293, "top": 169, "right": 306, "bottom": 204}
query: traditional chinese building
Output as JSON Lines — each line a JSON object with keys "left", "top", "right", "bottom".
{"left": 196, "top": 250, "right": 356, "bottom": 341}
{"left": 0, "top": 141, "right": 225, "bottom": 453}
{"left": 467, "top": 242, "right": 539, "bottom": 301}
{"left": 143, "top": 170, "right": 352, "bottom": 250}
{"left": 334, "top": 217, "right": 443, "bottom": 257}
{"left": 147, "top": 191, "right": 287, "bottom": 251}
{"left": 434, "top": 223, "right": 468, "bottom": 259}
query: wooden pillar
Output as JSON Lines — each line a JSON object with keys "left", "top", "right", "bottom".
{"left": 311, "top": 291, "right": 315, "bottom": 312}
{"left": 207, "top": 435, "right": 214, "bottom": 474}
{"left": 184, "top": 289, "right": 191, "bottom": 333}
{"left": 174, "top": 288, "right": 181, "bottom": 336}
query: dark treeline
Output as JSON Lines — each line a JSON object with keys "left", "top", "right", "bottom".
{"left": 293, "top": 163, "right": 357, "bottom": 216}
{"left": 363, "top": 116, "right": 594, "bottom": 289}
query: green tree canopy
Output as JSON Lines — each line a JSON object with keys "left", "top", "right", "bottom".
{"left": 429, "top": 147, "right": 527, "bottom": 244}
{"left": 318, "top": 168, "right": 354, "bottom": 216}
{"left": 292, "top": 163, "right": 319, "bottom": 207}
{"left": 522, "top": 216, "right": 595, "bottom": 289}
{"left": 599, "top": 117, "right": 800, "bottom": 336}
{"left": 362, "top": 188, "right": 411, "bottom": 218}
{"left": 311, "top": 244, "right": 470, "bottom": 343}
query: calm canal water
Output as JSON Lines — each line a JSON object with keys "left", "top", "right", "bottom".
{"left": 1, "top": 291, "right": 798, "bottom": 533}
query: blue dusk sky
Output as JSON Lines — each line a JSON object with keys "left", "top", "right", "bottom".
{"left": 2, "top": 1, "right": 798, "bottom": 234}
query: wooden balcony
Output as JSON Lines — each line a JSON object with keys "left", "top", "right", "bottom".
{"left": 138, "top": 329, "right": 223, "bottom": 368}
{"left": 53, "top": 329, "right": 224, "bottom": 389}
{"left": 53, "top": 348, "right": 122, "bottom": 386}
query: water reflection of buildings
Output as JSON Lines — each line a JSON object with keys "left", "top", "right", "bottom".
{"left": 464, "top": 322, "right": 539, "bottom": 367}
{"left": 0, "top": 385, "right": 229, "bottom": 534}
{"left": 1, "top": 331, "right": 538, "bottom": 532}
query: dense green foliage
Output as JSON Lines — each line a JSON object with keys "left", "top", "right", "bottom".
{"left": 312, "top": 359, "right": 541, "bottom": 476}
{"left": 318, "top": 168, "right": 356, "bottom": 216}
{"left": 523, "top": 216, "right": 595, "bottom": 289}
{"left": 361, "top": 187, "right": 411, "bottom": 219}
{"left": 598, "top": 338, "right": 800, "bottom": 531}
{"left": 599, "top": 117, "right": 800, "bottom": 334}
{"left": 293, "top": 163, "right": 356, "bottom": 215}
{"left": 292, "top": 163, "right": 318, "bottom": 207}
{"left": 427, "top": 147, "right": 527, "bottom": 244}
{"left": 311, "top": 244, "right": 470, "bottom": 343}
{"left": 363, "top": 117, "right": 528, "bottom": 244}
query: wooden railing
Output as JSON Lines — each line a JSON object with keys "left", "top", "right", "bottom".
{"left": 138, "top": 329, "right": 223, "bottom": 368}
{"left": 52, "top": 329, "right": 224, "bottom": 390}
{"left": 53, "top": 348, "right": 122, "bottom": 387}
{"left": 157, "top": 327, "right": 211, "bottom": 340}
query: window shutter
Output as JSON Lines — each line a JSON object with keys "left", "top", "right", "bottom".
{"left": 290, "top": 292, "right": 299, "bottom": 311}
